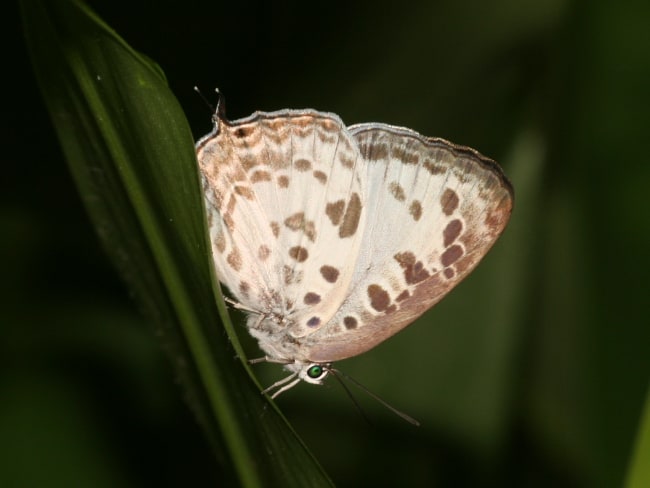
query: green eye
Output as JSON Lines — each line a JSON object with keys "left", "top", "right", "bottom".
{"left": 307, "top": 365, "right": 323, "bottom": 379}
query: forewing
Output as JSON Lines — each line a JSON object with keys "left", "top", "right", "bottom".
{"left": 304, "top": 124, "right": 513, "bottom": 362}
{"left": 197, "top": 110, "right": 365, "bottom": 333}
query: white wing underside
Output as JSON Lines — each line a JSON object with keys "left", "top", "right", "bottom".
{"left": 197, "top": 110, "right": 512, "bottom": 364}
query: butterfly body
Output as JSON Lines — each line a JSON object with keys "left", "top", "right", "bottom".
{"left": 197, "top": 101, "right": 513, "bottom": 391}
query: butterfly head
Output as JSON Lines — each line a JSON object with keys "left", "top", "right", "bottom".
{"left": 297, "top": 362, "right": 331, "bottom": 385}
{"left": 257, "top": 359, "right": 332, "bottom": 399}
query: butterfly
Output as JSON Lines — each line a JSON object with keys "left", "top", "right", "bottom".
{"left": 196, "top": 94, "right": 513, "bottom": 400}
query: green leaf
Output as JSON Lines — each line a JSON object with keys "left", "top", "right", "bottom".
{"left": 21, "top": 0, "right": 332, "bottom": 485}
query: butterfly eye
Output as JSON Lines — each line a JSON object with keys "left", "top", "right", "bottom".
{"left": 307, "top": 364, "right": 324, "bottom": 379}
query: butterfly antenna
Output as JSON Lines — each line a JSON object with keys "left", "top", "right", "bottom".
{"left": 328, "top": 368, "right": 372, "bottom": 426}
{"left": 193, "top": 86, "right": 214, "bottom": 113}
{"left": 331, "top": 368, "right": 420, "bottom": 426}
{"left": 214, "top": 88, "right": 227, "bottom": 119}
{"left": 193, "top": 87, "right": 227, "bottom": 121}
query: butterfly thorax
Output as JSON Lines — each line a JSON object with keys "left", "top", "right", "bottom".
{"left": 246, "top": 313, "right": 332, "bottom": 386}
{"left": 246, "top": 313, "right": 311, "bottom": 365}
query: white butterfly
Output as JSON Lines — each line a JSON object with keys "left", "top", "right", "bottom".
{"left": 196, "top": 96, "right": 513, "bottom": 399}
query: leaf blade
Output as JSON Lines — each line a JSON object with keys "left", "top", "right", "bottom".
{"left": 21, "top": 0, "right": 333, "bottom": 485}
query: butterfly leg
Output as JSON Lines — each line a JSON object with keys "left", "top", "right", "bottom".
{"left": 268, "top": 377, "right": 302, "bottom": 399}
{"left": 223, "top": 296, "right": 262, "bottom": 315}
{"left": 249, "top": 355, "right": 293, "bottom": 365}
{"left": 269, "top": 378, "right": 301, "bottom": 399}
{"left": 261, "top": 371, "right": 300, "bottom": 398}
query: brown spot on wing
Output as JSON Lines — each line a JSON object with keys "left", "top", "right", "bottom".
{"left": 343, "top": 316, "right": 358, "bottom": 329}
{"left": 283, "top": 265, "right": 300, "bottom": 285}
{"left": 320, "top": 265, "right": 339, "bottom": 283}
{"left": 389, "top": 182, "right": 406, "bottom": 202}
{"left": 227, "top": 248, "right": 242, "bottom": 271}
{"left": 409, "top": 200, "right": 422, "bottom": 221}
{"left": 313, "top": 170, "right": 327, "bottom": 184}
{"left": 339, "top": 192, "right": 362, "bottom": 238}
{"left": 270, "top": 221, "right": 280, "bottom": 238}
{"left": 423, "top": 160, "right": 445, "bottom": 175}
{"left": 394, "top": 251, "right": 430, "bottom": 284}
{"left": 278, "top": 175, "right": 289, "bottom": 188}
{"left": 307, "top": 317, "right": 321, "bottom": 327}
{"left": 304, "top": 292, "right": 321, "bottom": 304}
{"left": 223, "top": 213, "right": 235, "bottom": 232}
{"left": 225, "top": 195, "right": 236, "bottom": 215}
{"left": 365, "top": 143, "right": 389, "bottom": 161}
{"left": 251, "top": 170, "right": 272, "bottom": 183}
{"left": 368, "top": 284, "right": 391, "bottom": 312}
{"left": 322, "top": 118, "right": 340, "bottom": 132}
{"left": 234, "top": 127, "right": 253, "bottom": 138}
{"left": 441, "top": 244, "right": 463, "bottom": 267}
{"left": 326, "top": 200, "right": 345, "bottom": 225}
{"left": 284, "top": 212, "right": 304, "bottom": 230}
{"left": 234, "top": 185, "right": 254, "bottom": 200}
{"left": 391, "top": 146, "right": 420, "bottom": 165}
{"left": 339, "top": 154, "right": 355, "bottom": 168}
{"left": 238, "top": 154, "right": 258, "bottom": 173}
{"left": 289, "top": 246, "right": 309, "bottom": 262}
{"left": 284, "top": 212, "right": 316, "bottom": 241}
{"left": 295, "top": 158, "right": 312, "bottom": 171}
{"left": 441, "top": 188, "right": 459, "bottom": 215}
{"left": 317, "top": 130, "right": 336, "bottom": 144}
{"left": 239, "top": 281, "right": 250, "bottom": 298}
{"left": 258, "top": 245, "right": 270, "bottom": 260}
{"left": 443, "top": 219, "right": 463, "bottom": 247}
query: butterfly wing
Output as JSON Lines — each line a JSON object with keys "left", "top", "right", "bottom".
{"left": 197, "top": 110, "right": 365, "bottom": 333}
{"left": 302, "top": 124, "right": 513, "bottom": 363}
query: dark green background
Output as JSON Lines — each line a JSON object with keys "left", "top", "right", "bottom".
{"left": 5, "top": 0, "right": 649, "bottom": 486}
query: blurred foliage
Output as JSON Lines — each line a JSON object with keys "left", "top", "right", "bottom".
{"left": 5, "top": 0, "right": 649, "bottom": 486}
{"left": 626, "top": 386, "right": 650, "bottom": 488}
